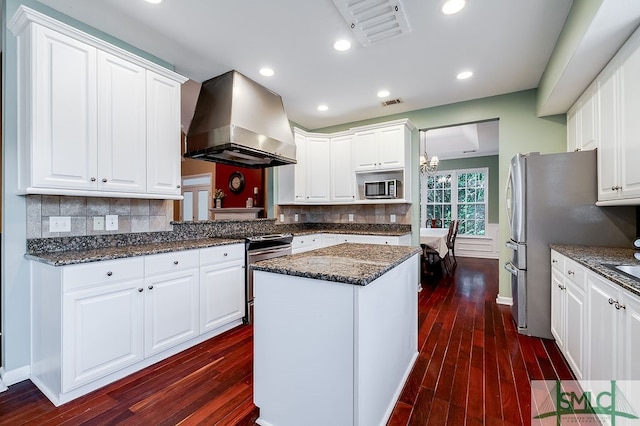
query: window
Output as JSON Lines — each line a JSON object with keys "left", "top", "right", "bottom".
{"left": 424, "top": 168, "right": 488, "bottom": 236}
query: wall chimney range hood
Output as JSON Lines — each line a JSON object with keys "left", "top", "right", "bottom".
{"left": 184, "top": 70, "right": 296, "bottom": 168}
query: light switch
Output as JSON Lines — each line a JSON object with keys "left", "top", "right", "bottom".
{"left": 279, "top": 214, "right": 285, "bottom": 222}
{"left": 50, "top": 216, "right": 71, "bottom": 232}
{"left": 390, "top": 214, "right": 396, "bottom": 223}
{"left": 348, "top": 214, "right": 354, "bottom": 222}
{"left": 105, "top": 215, "right": 118, "bottom": 231}
{"left": 294, "top": 214, "right": 299, "bottom": 222}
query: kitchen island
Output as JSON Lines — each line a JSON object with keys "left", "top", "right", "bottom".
{"left": 252, "top": 243, "right": 421, "bottom": 426}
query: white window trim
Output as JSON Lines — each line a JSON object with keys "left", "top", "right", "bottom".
{"left": 421, "top": 167, "right": 489, "bottom": 236}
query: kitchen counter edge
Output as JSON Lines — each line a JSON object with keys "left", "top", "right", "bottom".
{"left": 26, "top": 238, "right": 245, "bottom": 267}
{"left": 550, "top": 244, "right": 640, "bottom": 297}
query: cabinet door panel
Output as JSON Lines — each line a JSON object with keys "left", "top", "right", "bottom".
{"left": 550, "top": 270, "right": 564, "bottom": 349}
{"left": 331, "top": 136, "right": 355, "bottom": 202}
{"left": 597, "top": 66, "right": 619, "bottom": 201}
{"left": 144, "top": 269, "right": 199, "bottom": 356}
{"left": 200, "top": 262, "right": 245, "bottom": 333}
{"left": 587, "top": 274, "right": 618, "bottom": 380}
{"left": 32, "top": 25, "right": 98, "bottom": 190}
{"left": 580, "top": 89, "right": 597, "bottom": 151}
{"left": 565, "top": 283, "right": 585, "bottom": 380}
{"left": 378, "top": 126, "right": 405, "bottom": 169}
{"left": 146, "top": 72, "right": 182, "bottom": 195}
{"left": 62, "top": 280, "right": 144, "bottom": 391}
{"left": 305, "top": 137, "right": 331, "bottom": 202}
{"left": 621, "top": 292, "right": 640, "bottom": 379}
{"left": 620, "top": 43, "right": 640, "bottom": 199}
{"left": 566, "top": 107, "right": 579, "bottom": 152}
{"left": 352, "top": 130, "right": 378, "bottom": 170}
{"left": 97, "top": 51, "right": 146, "bottom": 193}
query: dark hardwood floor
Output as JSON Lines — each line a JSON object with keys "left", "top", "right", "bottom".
{"left": 0, "top": 257, "right": 574, "bottom": 425}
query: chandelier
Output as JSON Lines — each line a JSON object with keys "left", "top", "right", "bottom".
{"left": 420, "top": 154, "right": 439, "bottom": 174}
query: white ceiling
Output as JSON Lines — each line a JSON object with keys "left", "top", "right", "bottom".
{"left": 36, "top": 0, "right": 577, "bottom": 131}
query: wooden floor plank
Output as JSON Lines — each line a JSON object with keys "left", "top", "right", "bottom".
{"left": 0, "top": 258, "right": 577, "bottom": 426}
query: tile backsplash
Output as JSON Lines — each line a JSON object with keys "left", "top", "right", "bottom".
{"left": 26, "top": 195, "right": 174, "bottom": 238}
{"left": 274, "top": 203, "right": 411, "bottom": 225}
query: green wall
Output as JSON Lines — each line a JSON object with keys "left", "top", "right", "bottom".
{"left": 435, "top": 155, "right": 499, "bottom": 224}
{"left": 310, "top": 89, "right": 567, "bottom": 301}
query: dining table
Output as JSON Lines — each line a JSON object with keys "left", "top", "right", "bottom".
{"left": 419, "top": 228, "right": 449, "bottom": 258}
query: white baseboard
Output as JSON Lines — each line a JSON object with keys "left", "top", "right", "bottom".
{"left": 496, "top": 295, "right": 513, "bottom": 306}
{"left": 0, "top": 365, "right": 31, "bottom": 386}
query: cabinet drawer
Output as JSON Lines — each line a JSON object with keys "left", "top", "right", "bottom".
{"left": 200, "top": 244, "right": 245, "bottom": 266}
{"left": 551, "top": 250, "right": 563, "bottom": 271}
{"left": 145, "top": 249, "right": 199, "bottom": 276}
{"left": 564, "top": 258, "right": 586, "bottom": 290}
{"left": 63, "top": 257, "right": 144, "bottom": 291}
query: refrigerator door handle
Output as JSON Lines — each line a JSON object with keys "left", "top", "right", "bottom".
{"left": 505, "top": 241, "right": 519, "bottom": 251}
{"left": 504, "top": 261, "right": 519, "bottom": 275}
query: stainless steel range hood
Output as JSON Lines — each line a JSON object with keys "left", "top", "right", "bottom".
{"left": 184, "top": 70, "right": 296, "bottom": 168}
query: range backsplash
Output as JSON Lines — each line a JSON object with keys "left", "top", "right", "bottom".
{"left": 274, "top": 203, "right": 411, "bottom": 224}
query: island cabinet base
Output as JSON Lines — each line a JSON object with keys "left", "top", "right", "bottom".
{"left": 253, "top": 254, "right": 419, "bottom": 426}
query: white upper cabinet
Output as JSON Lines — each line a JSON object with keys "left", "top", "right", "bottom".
{"left": 330, "top": 135, "right": 355, "bottom": 202}
{"left": 305, "top": 137, "right": 331, "bottom": 202}
{"left": 97, "top": 51, "right": 147, "bottom": 193}
{"left": 593, "top": 25, "right": 640, "bottom": 205}
{"left": 9, "top": 6, "right": 187, "bottom": 200}
{"left": 294, "top": 130, "right": 308, "bottom": 202}
{"left": 27, "top": 25, "right": 99, "bottom": 191}
{"left": 146, "top": 72, "right": 183, "bottom": 196}
{"left": 353, "top": 123, "right": 407, "bottom": 171}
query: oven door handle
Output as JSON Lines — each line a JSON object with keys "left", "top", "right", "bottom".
{"left": 249, "top": 246, "right": 292, "bottom": 257}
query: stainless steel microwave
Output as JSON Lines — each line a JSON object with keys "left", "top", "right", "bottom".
{"left": 364, "top": 179, "right": 400, "bottom": 199}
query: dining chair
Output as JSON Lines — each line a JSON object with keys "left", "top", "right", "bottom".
{"left": 444, "top": 220, "right": 459, "bottom": 272}
{"left": 420, "top": 243, "right": 444, "bottom": 278}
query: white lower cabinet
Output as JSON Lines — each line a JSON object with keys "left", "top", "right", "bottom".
{"left": 292, "top": 234, "right": 323, "bottom": 254}
{"left": 144, "top": 250, "right": 200, "bottom": 357}
{"left": 550, "top": 251, "right": 586, "bottom": 380}
{"left": 31, "top": 244, "right": 245, "bottom": 406}
{"left": 552, "top": 250, "right": 640, "bottom": 381}
{"left": 199, "top": 244, "right": 245, "bottom": 333}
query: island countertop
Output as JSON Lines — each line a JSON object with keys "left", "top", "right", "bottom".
{"left": 251, "top": 242, "right": 421, "bottom": 286}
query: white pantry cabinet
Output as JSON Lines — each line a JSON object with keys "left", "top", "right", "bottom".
{"left": 550, "top": 251, "right": 586, "bottom": 380}
{"left": 144, "top": 251, "right": 200, "bottom": 356}
{"left": 593, "top": 25, "right": 640, "bottom": 205}
{"left": 199, "top": 245, "right": 246, "bottom": 333}
{"left": 9, "top": 6, "right": 187, "bottom": 200}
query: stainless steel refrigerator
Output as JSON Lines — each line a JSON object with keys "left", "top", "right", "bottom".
{"left": 504, "top": 150, "right": 635, "bottom": 339}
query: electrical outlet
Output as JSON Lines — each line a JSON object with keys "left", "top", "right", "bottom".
{"left": 105, "top": 215, "right": 118, "bottom": 231}
{"left": 390, "top": 214, "right": 397, "bottom": 223}
{"left": 294, "top": 214, "right": 299, "bottom": 222}
{"left": 280, "top": 214, "right": 285, "bottom": 222}
{"left": 50, "top": 216, "right": 71, "bottom": 232}
{"left": 93, "top": 216, "right": 105, "bottom": 231}
{"left": 348, "top": 214, "right": 354, "bottom": 222}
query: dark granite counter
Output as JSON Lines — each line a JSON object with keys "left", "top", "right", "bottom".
{"left": 550, "top": 244, "right": 640, "bottom": 297}
{"left": 251, "top": 243, "right": 421, "bottom": 286}
{"left": 26, "top": 237, "right": 243, "bottom": 266}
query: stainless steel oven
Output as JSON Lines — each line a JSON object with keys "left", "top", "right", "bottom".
{"left": 245, "top": 233, "right": 293, "bottom": 324}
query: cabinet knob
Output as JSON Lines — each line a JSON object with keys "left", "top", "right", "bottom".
{"left": 574, "top": 148, "right": 581, "bottom": 152}
{"left": 567, "top": 270, "right": 574, "bottom": 275}
{"left": 173, "top": 260, "right": 179, "bottom": 265}
{"left": 102, "top": 178, "right": 108, "bottom": 183}
{"left": 224, "top": 253, "right": 228, "bottom": 256}
{"left": 90, "top": 177, "right": 96, "bottom": 182}
{"left": 148, "top": 285, "right": 154, "bottom": 290}
{"left": 107, "top": 271, "right": 113, "bottom": 277}
{"left": 608, "top": 298, "right": 615, "bottom": 305}
{"left": 138, "top": 288, "right": 143, "bottom": 292}
{"left": 552, "top": 259, "right": 558, "bottom": 264}
{"left": 176, "top": 185, "right": 181, "bottom": 189}
{"left": 615, "top": 302, "right": 626, "bottom": 310}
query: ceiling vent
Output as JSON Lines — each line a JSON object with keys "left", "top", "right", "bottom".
{"left": 332, "top": 0, "right": 411, "bottom": 47}
{"left": 381, "top": 98, "right": 403, "bottom": 107}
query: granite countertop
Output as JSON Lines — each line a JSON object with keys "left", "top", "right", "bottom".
{"left": 251, "top": 243, "right": 422, "bottom": 286}
{"left": 289, "top": 229, "right": 411, "bottom": 237}
{"left": 26, "top": 237, "right": 244, "bottom": 266}
{"left": 550, "top": 244, "right": 640, "bottom": 296}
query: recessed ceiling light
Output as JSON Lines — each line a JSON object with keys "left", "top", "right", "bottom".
{"left": 259, "top": 67, "right": 274, "bottom": 77}
{"left": 333, "top": 40, "right": 351, "bottom": 52}
{"left": 317, "top": 105, "right": 329, "bottom": 111}
{"left": 377, "top": 90, "right": 390, "bottom": 98}
{"left": 144, "top": 0, "right": 163, "bottom": 4}
{"left": 457, "top": 71, "right": 473, "bottom": 80}
{"left": 442, "top": 0, "right": 465, "bottom": 15}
